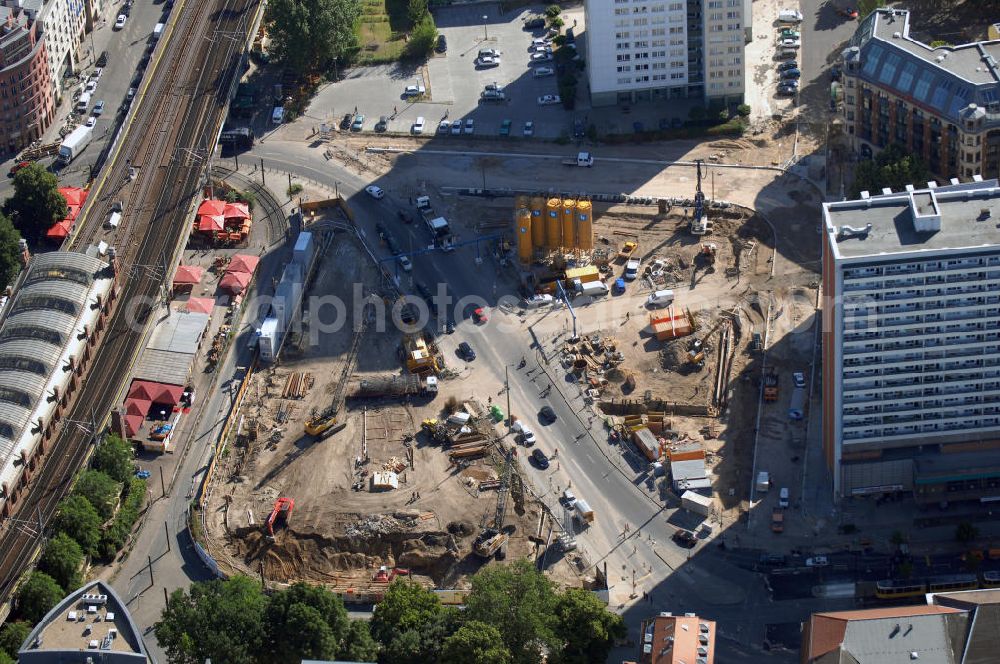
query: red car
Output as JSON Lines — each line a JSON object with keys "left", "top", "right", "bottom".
{"left": 837, "top": 6, "right": 859, "bottom": 19}
{"left": 8, "top": 161, "right": 30, "bottom": 177}
{"left": 473, "top": 307, "right": 488, "bottom": 324}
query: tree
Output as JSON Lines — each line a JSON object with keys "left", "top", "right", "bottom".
{"left": 0, "top": 214, "right": 21, "bottom": 291}
{"left": 266, "top": 0, "right": 361, "bottom": 73}
{"left": 956, "top": 521, "right": 980, "bottom": 544}
{"left": 370, "top": 579, "right": 444, "bottom": 646}
{"left": 857, "top": 0, "right": 887, "bottom": 19}
{"left": 378, "top": 610, "right": 459, "bottom": 664}
{"left": 407, "top": 0, "right": 428, "bottom": 27}
{"left": 73, "top": 470, "right": 121, "bottom": 520}
{"left": 92, "top": 434, "right": 135, "bottom": 484}
{"left": 17, "top": 572, "right": 64, "bottom": 624}
{"left": 2, "top": 164, "right": 67, "bottom": 242}
{"left": 0, "top": 651, "right": 13, "bottom": 664}
{"left": 340, "top": 619, "right": 378, "bottom": 661}
{"left": 545, "top": 4, "right": 562, "bottom": 17}
{"left": 0, "top": 621, "right": 30, "bottom": 659}
{"left": 551, "top": 588, "right": 625, "bottom": 664}
{"left": 736, "top": 103, "right": 751, "bottom": 117}
{"left": 264, "top": 582, "right": 349, "bottom": 663}
{"left": 441, "top": 621, "right": 512, "bottom": 664}
{"left": 407, "top": 13, "right": 438, "bottom": 59}
{"left": 39, "top": 533, "right": 84, "bottom": 592}
{"left": 549, "top": 15, "right": 564, "bottom": 29}
{"left": 850, "top": 143, "right": 931, "bottom": 198}
{"left": 155, "top": 576, "right": 267, "bottom": 664}
{"left": 52, "top": 495, "right": 103, "bottom": 557}
{"left": 464, "top": 560, "right": 558, "bottom": 664}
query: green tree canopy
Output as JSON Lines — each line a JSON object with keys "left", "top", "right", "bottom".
{"left": 407, "top": 0, "right": 428, "bottom": 27}
{"left": 266, "top": 0, "right": 361, "bottom": 73}
{"left": 17, "top": 572, "right": 64, "bottom": 624}
{"left": 551, "top": 588, "right": 625, "bottom": 664}
{"left": 2, "top": 164, "right": 67, "bottom": 242}
{"left": 849, "top": 143, "right": 931, "bottom": 198}
{"left": 0, "top": 650, "right": 14, "bottom": 664}
{"left": 92, "top": 434, "right": 135, "bottom": 484}
{"left": 38, "top": 533, "right": 84, "bottom": 592}
{"left": 0, "top": 621, "right": 30, "bottom": 659}
{"left": 464, "top": 560, "right": 558, "bottom": 664}
{"left": 264, "top": 582, "right": 349, "bottom": 662}
{"left": 857, "top": 0, "right": 887, "bottom": 19}
{"left": 341, "top": 619, "right": 378, "bottom": 661}
{"left": 155, "top": 576, "right": 267, "bottom": 664}
{"left": 407, "top": 13, "right": 438, "bottom": 59}
{"left": 441, "top": 621, "right": 512, "bottom": 664}
{"left": 73, "top": 470, "right": 121, "bottom": 520}
{"left": 370, "top": 579, "right": 444, "bottom": 645}
{"left": 378, "top": 610, "right": 459, "bottom": 664}
{"left": 0, "top": 213, "right": 22, "bottom": 291}
{"left": 53, "top": 495, "right": 103, "bottom": 557}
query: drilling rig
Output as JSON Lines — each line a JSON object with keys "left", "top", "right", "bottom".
{"left": 689, "top": 160, "right": 712, "bottom": 235}
{"left": 473, "top": 450, "right": 514, "bottom": 559}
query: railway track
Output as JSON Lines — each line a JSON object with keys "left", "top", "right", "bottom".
{"left": 0, "top": 0, "right": 259, "bottom": 603}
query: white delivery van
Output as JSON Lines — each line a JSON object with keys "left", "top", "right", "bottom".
{"left": 524, "top": 294, "right": 554, "bottom": 308}
{"left": 412, "top": 116, "right": 425, "bottom": 134}
{"left": 778, "top": 9, "right": 803, "bottom": 23}
{"left": 152, "top": 23, "right": 165, "bottom": 41}
{"left": 574, "top": 499, "right": 595, "bottom": 524}
{"left": 76, "top": 92, "right": 92, "bottom": 113}
{"left": 577, "top": 281, "right": 609, "bottom": 298}
{"left": 647, "top": 289, "right": 674, "bottom": 308}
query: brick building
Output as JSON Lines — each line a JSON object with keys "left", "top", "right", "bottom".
{"left": 0, "top": 5, "right": 53, "bottom": 154}
{"left": 841, "top": 8, "right": 1000, "bottom": 181}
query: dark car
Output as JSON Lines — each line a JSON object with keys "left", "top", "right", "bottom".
{"left": 458, "top": 341, "right": 475, "bottom": 360}
{"left": 759, "top": 553, "right": 787, "bottom": 565}
{"left": 375, "top": 115, "right": 388, "bottom": 132}
{"left": 436, "top": 34, "right": 447, "bottom": 53}
{"left": 573, "top": 118, "right": 585, "bottom": 138}
{"left": 96, "top": 50, "right": 109, "bottom": 67}
{"left": 539, "top": 406, "right": 557, "bottom": 423}
{"left": 672, "top": 529, "right": 697, "bottom": 548}
{"left": 531, "top": 449, "right": 550, "bottom": 469}
{"left": 780, "top": 68, "right": 801, "bottom": 79}
{"left": 777, "top": 83, "right": 798, "bottom": 96}
{"left": 340, "top": 113, "right": 353, "bottom": 129}
{"left": 777, "top": 61, "right": 798, "bottom": 71}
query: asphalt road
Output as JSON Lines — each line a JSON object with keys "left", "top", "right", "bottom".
{"left": 797, "top": 0, "right": 861, "bottom": 115}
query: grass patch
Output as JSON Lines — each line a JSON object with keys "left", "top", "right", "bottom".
{"left": 355, "top": 0, "right": 411, "bottom": 64}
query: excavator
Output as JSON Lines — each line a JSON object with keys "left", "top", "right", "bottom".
{"left": 265, "top": 497, "right": 294, "bottom": 542}
{"left": 473, "top": 450, "right": 514, "bottom": 559}
{"left": 372, "top": 566, "right": 410, "bottom": 583}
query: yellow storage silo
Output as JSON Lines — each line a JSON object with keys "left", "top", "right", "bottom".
{"left": 545, "top": 197, "right": 562, "bottom": 249}
{"left": 516, "top": 195, "right": 529, "bottom": 211}
{"left": 562, "top": 199, "right": 577, "bottom": 249}
{"left": 529, "top": 196, "right": 545, "bottom": 247}
{"left": 516, "top": 208, "right": 532, "bottom": 263}
{"left": 576, "top": 200, "right": 593, "bottom": 251}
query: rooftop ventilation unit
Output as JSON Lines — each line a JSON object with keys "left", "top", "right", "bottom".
{"left": 838, "top": 224, "right": 873, "bottom": 239}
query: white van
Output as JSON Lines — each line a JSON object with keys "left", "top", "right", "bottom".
{"left": 524, "top": 294, "right": 554, "bottom": 309}
{"left": 647, "top": 289, "right": 674, "bottom": 308}
{"left": 778, "top": 8, "right": 803, "bottom": 23}
{"left": 412, "top": 116, "right": 425, "bottom": 134}
{"left": 105, "top": 211, "right": 121, "bottom": 229}
{"left": 152, "top": 23, "right": 164, "bottom": 41}
{"left": 76, "top": 92, "right": 92, "bottom": 113}
{"left": 577, "top": 281, "right": 609, "bottom": 298}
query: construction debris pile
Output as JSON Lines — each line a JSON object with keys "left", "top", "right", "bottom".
{"left": 557, "top": 335, "right": 626, "bottom": 401}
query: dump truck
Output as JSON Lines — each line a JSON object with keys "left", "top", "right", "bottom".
{"left": 562, "top": 151, "right": 594, "bottom": 167}
{"left": 771, "top": 508, "right": 784, "bottom": 533}
{"left": 351, "top": 375, "right": 438, "bottom": 398}
{"left": 763, "top": 371, "right": 779, "bottom": 402}
{"left": 57, "top": 125, "right": 94, "bottom": 164}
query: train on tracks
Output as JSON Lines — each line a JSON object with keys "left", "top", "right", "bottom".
{"left": 874, "top": 571, "right": 1000, "bottom": 600}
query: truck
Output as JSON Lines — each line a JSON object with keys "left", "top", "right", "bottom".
{"left": 415, "top": 196, "right": 451, "bottom": 240}
{"left": 618, "top": 240, "right": 638, "bottom": 262}
{"left": 788, "top": 386, "right": 806, "bottom": 420}
{"left": 350, "top": 375, "right": 438, "bottom": 398}
{"left": 763, "top": 371, "right": 778, "bottom": 402}
{"left": 562, "top": 151, "right": 594, "bottom": 167}
{"left": 575, "top": 280, "right": 609, "bottom": 298}
{"left": 574, "top": 498, "right": 595, "bottom": 525}
{"left": 57, "top": 125, "right": 93, "bottom": 164}
{"left": 756, "top": 471, "right": 770, "bottom": 493}
{"left": 770, "top": 508, "right": 784, "bottom": 533}
{"left": 624, "top": 257, "right": 641, "bottom": 280}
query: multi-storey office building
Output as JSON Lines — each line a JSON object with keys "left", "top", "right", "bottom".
{"left": 584, "top": 0, "right": 746, "bottom": 107}
{"left": 822, "top": 179, "right": 1000, "bottom": 503}
{"left": 841, "top": 8, "right": 1000, "bottom": 181}
{"left": 11, "top": 0, "right": 95, "bottom": 101}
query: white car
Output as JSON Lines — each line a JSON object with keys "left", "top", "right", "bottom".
{"left": 114, "top": 14, "right": 127, "bottom": 29}
{"left": 537, "top": 94, "right": 561, "bottom": 105}
{"left": 84, "top": 80, "right": 97, "bottom": 93}
{"left": 533, "top": 66, "right": 555, "bottom": 77}
{"left": 805, "top": 556, "right": 829, "bottom": 567}
{"left": 530, "top": 52, "right": 554, "bottom": 63}
{"left": 778, "top": 8, "right": 803, "bottom": 23}
{"left": 403, "top": 84, "right": 425, "bottom": 96}
{"left": 792, "top": 371, "right": 806, "bottom": 388}
{"left": 531, "top": 44, "right": 553, "bottom": 53}
{"left": 85, "top": 116, "right": 96, "bottom": 127}
{"left": 397, "top": 255, "right": 412, "bottom": 272}
{"left": 478, "top": 48, "right": 500, "bottom": 58}
{"left": 451, "top": 120, "right": 462, "bottom": 135}
{"left": 364, "top": 185, "right": 385, "bottom": 199}
{"left": 464, "top": 118, "right": 474, "bottom": 134}
{"left": 475, "top": 56, "right": 500, "bottom": 68}
{"left": 524, "top": 294, "right": 553, "bottom": 308}
{"left": 780, "top": 37, "right": 801, "bottom": 48}
{"left": 531, "top": 37, "right": 551, "bottom": 47}
{"left": 438, "top": 120, "right": 451, "bottom": 134}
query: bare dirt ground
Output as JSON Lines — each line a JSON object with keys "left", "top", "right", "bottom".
{"left": 203, "top": 222, "right": 576, "bottom": 594}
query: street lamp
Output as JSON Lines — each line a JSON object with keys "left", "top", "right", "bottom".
{"left": 483, "top": 15, "right": 489, "bottom": 41}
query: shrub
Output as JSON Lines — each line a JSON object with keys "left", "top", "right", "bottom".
{"left": 549, "top": 16, "right": 564, "bottom": 29}
{"left": 545, "top": 4, "right": 561, "bottom": 17}
{"left": 407, "top": 13, "right": 438, "bottom": 59}
{"left": 736, "top": 103, "right": 751, "bottom": 117}
{"left": 97, "top": 477, "right": 147, "bottom": 561}
{"left": 73, "top": 470, "right": 121, "bottom": 520}
{"left": 17, "top": 572, "right": 64, "bottom": 624}
{"left": 287, "top": 183, "right": 304, "bottom": 197}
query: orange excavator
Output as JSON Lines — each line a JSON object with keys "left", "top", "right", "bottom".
{"left": 372, "top": 566, "right": 410, "bottom": 583}
{"left": 265, "top": 497, "right": 294, "bottom": 542}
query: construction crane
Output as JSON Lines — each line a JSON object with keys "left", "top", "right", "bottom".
{"left": 265, "top": 497, "right": 294, "bottom": 542}
{"left": 690, "top": 160, "right": 710, "bottom": 235}
{"left": 473, "top": 449, "right": 514, "bottom": 559}
{"left": 304, "top": 306, "right": 371, "bottom": 437}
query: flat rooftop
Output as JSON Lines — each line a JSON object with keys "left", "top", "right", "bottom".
{"left": 824, "top": 180, "right": 1000, "bottom": 260}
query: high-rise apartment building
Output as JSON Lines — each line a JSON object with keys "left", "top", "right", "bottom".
{"left": 841, "top": 9, "right": 1000, "bottom": 182}
{"left": 822, "top": 178, "right": 1000, "bottom": 503}
{"left": 584, "top": 0, "right": 746, "bottom": 107}
{"left": 0, "top": 5, "right": 53, "bottom": 153}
